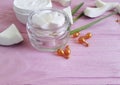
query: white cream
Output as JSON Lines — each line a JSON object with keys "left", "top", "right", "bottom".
{"left": 13, "top": 0, "right": 52, "bottom": 24}
{"left": 14, "top": 0, "right": 52, "bottom": 10}
{"left": 32, "top": 11, "right": 65, "bottom": 29}
{"left": 0, "top": 24, "right": 23, "bottom": 46}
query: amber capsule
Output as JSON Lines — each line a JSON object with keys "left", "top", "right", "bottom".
{"left": 56, "top": 49, "right": 65, "bottom": 56}
{"left": 78, "top": 37, "right": 85, "bottom": 44}
{"left": 116, "top": 19, "right": 120, "bottom": 22}
{"left": 65, "top": 45, "right": 70, "bottom": 49}
{"left": 116, "top": 19, "right": 120, "bottom": 23}
{"left": 64, "top": 47, "right": 71, "bottom": 59}
{"left": 78, "top": 37, "right": 89, "bottom": 47}
{"left": 84, "top": 32, "right": 92, "bottom": 39}
{"left": 72, "top": 32, "right": 80, "bottom": 38}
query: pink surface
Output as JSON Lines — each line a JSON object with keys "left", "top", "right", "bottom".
{"left": 0, "top": 0, "right": 120, "bottom": 84}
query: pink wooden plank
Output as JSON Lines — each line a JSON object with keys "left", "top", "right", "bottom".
{"left": 0, "top": 0, "right": 120, "bottom": 84}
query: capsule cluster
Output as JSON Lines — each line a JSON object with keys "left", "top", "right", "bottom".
{"left": 56, "top": 45, "right": 71, "bottom": 59}
{"left": 72, "top": 32, "right": 92, "bottom": 47}
{"left": 56, "top": 32, "right": 92, "bottom": 59}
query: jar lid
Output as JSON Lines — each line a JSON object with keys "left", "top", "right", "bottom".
{"left": 13, "top": 0, "right": 52, "bottom": 14}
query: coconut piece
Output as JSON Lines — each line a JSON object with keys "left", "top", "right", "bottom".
{"left": 84, "top": 6, "right": 108, "bottom": 18}
{"left": 95, "top": 0, "right": 106, "bottom": 7}
{"left": 84, "top": 0, "right": 119, "bottom": 18}
{"left": 96, "top": 0, "right": 119, "bottom": 10}
{"left": 115, "top": 4, "right": 120, "bottom": 14}
{"left": 51, "top": 0, "right": 71, "bottom": 6}
{"left": 0, "top": 24, "right": 24, "bottom": 46}
{"left": 63, "top": 6, "right": 73, "bottom": 24}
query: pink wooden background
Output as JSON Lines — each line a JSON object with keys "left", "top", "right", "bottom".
{"left": 0, "top": 0, "right": 120, "bottom": 84}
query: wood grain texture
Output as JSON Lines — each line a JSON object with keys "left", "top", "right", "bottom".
{"left": 0, "top": 0, "right": 120, "bottom": 84}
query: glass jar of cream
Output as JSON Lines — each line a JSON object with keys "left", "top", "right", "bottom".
{"left": 27, "top": 8, "right": 70, "bottom": 52}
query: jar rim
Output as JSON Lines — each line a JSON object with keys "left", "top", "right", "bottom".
{"left": 27, "top": 8, "right": 70, "bottom": 31}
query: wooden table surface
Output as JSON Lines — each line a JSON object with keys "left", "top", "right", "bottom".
{"left": 0, "top": 0, "right": 120, "bottom": 84}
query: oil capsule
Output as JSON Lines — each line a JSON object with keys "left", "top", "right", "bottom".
{"left": 84, "top": 32, "right": 92, "bottom": 39}
{"left": 72, "top": 32, "right": 80, "bottom": 38}
{"left": 57, "top": 49, "right": 65, "bottom": 56}
{"left": 64, "top": 47, "right": 71, "bottom": 57}
{"left": 78, "top": 37, "right": 89, "bottom": 47}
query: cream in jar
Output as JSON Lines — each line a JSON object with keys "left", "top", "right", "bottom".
{"left": 27, "top": 8, "right": 70, "bottom": 52}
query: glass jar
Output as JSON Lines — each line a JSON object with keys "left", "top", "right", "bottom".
{"left": 27, "top": 8, "right": 70, "bottom": 52}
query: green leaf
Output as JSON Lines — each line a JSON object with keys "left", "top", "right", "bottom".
{"left": 72, "top": 2, "right": 84, "bottom": 16}
{"left": 70, "top": 12, "right": 117, "bottom": 35}
{"left": 73, "top": 12, "right": 84, "bottom": 22}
